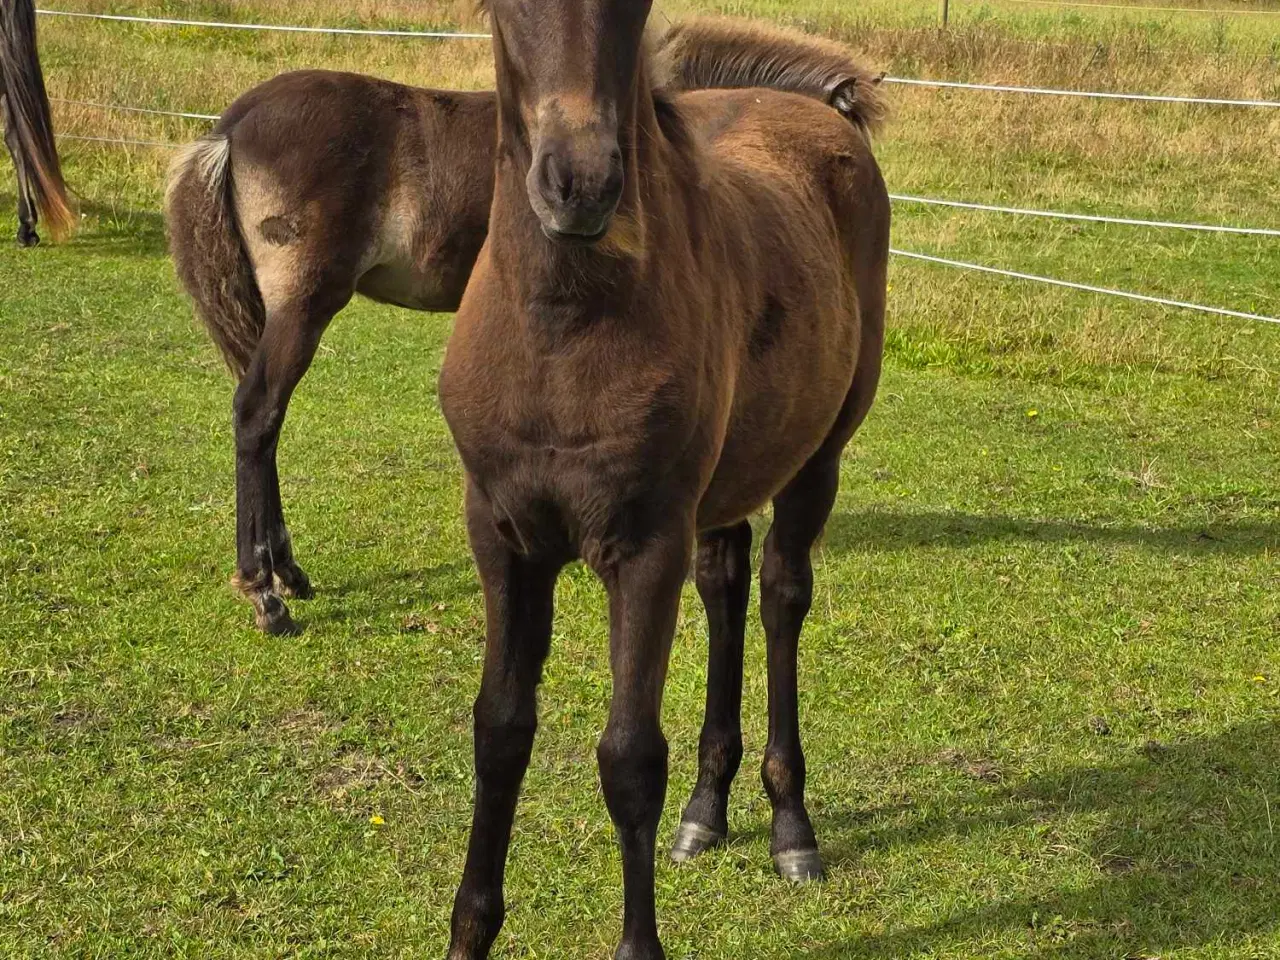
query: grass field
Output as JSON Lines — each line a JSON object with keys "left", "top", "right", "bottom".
{"left": 2, "top": 0, "right": 1279, "bottom": 957}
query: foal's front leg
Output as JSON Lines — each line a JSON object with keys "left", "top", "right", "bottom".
{"left": 448, "top": 488, "right": 561, "bottom": 960}
{"left": 672, "top": 521, "right": 752, "bottom": 861}
{"left": 596, "top": 525, "right": 693, "bottom": 960}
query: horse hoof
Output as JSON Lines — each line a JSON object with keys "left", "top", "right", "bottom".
{"left": 614, "top": 941, "right": 666, "bottom": 960}
{"left": 255, "top": 594, "right": 300, "bottom": 636}
{"left": 274, "top": 565, "right": 315, "bottom": 600}
{"left": 17, "top": 229, "right": 39, "bottom": 248}
{"left": 670, "top": 821, "right": 726, "bottom": 863}
{"left": 773, "top": 848, "right": 826, "bottom": 883}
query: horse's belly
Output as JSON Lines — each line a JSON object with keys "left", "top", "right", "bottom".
{"left": 356, "top": 199, "right": 478, "bottom": 312}
{"left": 356, "top": 259, "right": 455, "bottom": 312}
{"left": 696, "top": 417, "right": 831, "bottom": 530}
{"left": 697, "top": 347, "right": 858, "bottom": 530}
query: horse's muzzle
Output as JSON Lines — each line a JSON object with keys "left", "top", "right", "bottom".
{"left": 527, "top": 138, "right": 624, "bottom": 243}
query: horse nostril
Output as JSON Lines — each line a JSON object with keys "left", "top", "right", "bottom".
{"left": 542, "top": 152, "right": 574, "bottom": 205}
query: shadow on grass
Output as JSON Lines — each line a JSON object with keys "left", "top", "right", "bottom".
{"left": 805, "top": 721, "right": 1280, "bottom": 958}
{"left": 301, "top": 559, "right": 480, "bottom": 633}
{"left": 825, "top": 508, "right": 1280, "bottom": 557}
{"left": 325, "top": 560, "right": 478, "bottom": 601}
{"left": 70, "top": 201, "right": 169, "bottom": 257}
{"left": 0, "top": 192, "right": 168, "bottom": 257}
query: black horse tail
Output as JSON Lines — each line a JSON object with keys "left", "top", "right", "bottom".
{"left": 165, "top": 133, "right": 265, "bottom": 379}
{"left": 0, "top": 0, "right": 74, "bottom": 241}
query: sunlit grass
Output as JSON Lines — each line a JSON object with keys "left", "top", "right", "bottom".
{"left": 1, "top": 1, "right": 1278, "bottom": 958}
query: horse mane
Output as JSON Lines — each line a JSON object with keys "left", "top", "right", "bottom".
{"left": 652, "top": 17, "right": 887, "bottom": 137}
{"left": 471, "top": 7, "right": 887, "bottom": 136}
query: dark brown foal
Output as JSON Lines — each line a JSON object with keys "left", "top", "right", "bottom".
{"left": 166, "top": 19, "right": 883, "bottom": 635}
{"left": 438, "top": 5, "right": 888, "bottom": 958}
{"left": 167, "top": 72, "right": 494, "bottom": 633}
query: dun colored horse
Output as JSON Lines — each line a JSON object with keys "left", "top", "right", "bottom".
{"left": 165, "top": 17, "right": 883, "bottom": 635}
{"left": 438, "top": 4, "right": 888, "bottom": 959}
{"left": 1, "top": 0, "right": 73, "bottom": 246}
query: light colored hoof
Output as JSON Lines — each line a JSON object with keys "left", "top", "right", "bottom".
{"left": 773, "top": 848, "right": 826, "bottom": 883}
{"left": 670, "top": 821, "right": 726, "bottom": 863}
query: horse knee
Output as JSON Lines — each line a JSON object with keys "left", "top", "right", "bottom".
{"left": 472, "top": 696, "right": 537, "bottom": 789}
{"left": 760, "top": 551, "right": 813, "bottom": 616}
{"left": 598, "top": 723, "right": 668, "bottom": 831}
{"left": 695, "top": 527, "right": 751, "bottom": 595}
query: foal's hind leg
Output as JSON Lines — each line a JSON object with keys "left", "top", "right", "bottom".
{"left": 265, "top": 447, "right": 313, "bottom": 602}
{"left": 2, "top": 98, "right": 39, "bottom": 248}
{"left": 760, "top": 331, "right": 882, "bottom": 882}
{"left": 759, "top": 454, "right": 842, "bottom": 883}
{"left": 672, "top": 521, "right": 752, "bottom": 862}
{"left": 232, "top": 290, "right": 347, "bottom": 633}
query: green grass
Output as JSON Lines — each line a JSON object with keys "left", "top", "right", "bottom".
{"left": 2, "top": 1, "right": 1280, "bottom": 957}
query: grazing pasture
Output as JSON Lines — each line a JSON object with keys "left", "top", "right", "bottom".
{"left": 2, "top": 1, "right": 1278, "bottom": 957}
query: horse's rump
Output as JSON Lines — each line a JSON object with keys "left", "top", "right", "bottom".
{"left": 166, "top": 134, "right": 264, "bottom": 378}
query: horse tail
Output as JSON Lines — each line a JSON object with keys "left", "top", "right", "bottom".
{"left": 165, "top": 133, "right": 264, "bottom": 379}
{"left": 654, "top": 17, "right": 888, "bottom": 138}
{"left": 0, "top": 0, "right": 74, "bottom": 240}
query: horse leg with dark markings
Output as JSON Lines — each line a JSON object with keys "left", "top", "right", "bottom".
{"left": 232, "top": 290, "right": 347, "bottom": 633}
{"left": 447, "top": 486, "right": 561, "bottom": 960}
{"left": 2, "top": 98, "right": 38, "bottom": 247}
{"left": 14, "top": 184, "right": 35, "bottom": 247}
{"left": 595, "top": 526, "right": 692, "bottom": 960}
{"left": 757, "top": 453, "right": 843, "bottom": 883}
{"left": 672, "top": 520, "right": 752, "bottom": 861}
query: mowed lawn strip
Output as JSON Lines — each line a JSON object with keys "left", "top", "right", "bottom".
{"left": 2, "top": 0, "right": 1278, "bottom": 957}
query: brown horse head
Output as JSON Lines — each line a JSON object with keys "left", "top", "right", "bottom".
{"left": 484, "top": 0, "right": 653, "bottom": 242}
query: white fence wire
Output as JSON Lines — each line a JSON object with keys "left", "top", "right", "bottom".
{"left": 890, "top": 250, "right": 1279, "bottom": 324}
{"left": 59, "top": 133, "right": 178, "bottom": 147}
{"left": 889, "top": 195, "right": 1280, "bottom": 236}
{"left": 33, "top": 8, "right": 1280, "bottom": 108}
{"left": 1000, "top": 0, "right": 1280, "bottom": 14}
{"left": 38, "top": 6, "right": 1280, "bottom": 328}
{"left": 880, "top": 77, "right": 1280, "bottom": 108}
{"left": 51, "top": 97, "right": 220, "bottom": 121}
{"left": 35, "top": 9, "right": 491, "bottom": 39}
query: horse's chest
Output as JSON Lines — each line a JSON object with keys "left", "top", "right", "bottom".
{"left": 456, "top": 391, "right": 670, "bottom": 491}
{"left": 441, "top": 349, "right": 702, "bottom": 551}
